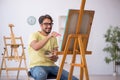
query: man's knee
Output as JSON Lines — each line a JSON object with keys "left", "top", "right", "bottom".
{"left": 30, "top": 67, "right": 47, "bottom": 80}
{"left": 34, "top": 70, "right": 47, "bottom": 79}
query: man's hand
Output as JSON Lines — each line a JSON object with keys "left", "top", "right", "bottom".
{"left": 45, "top": 49, "right": 58, "bottom": 62}
{"left": 49, "top": 54, "right": 58, "bottom": 62}
{"left": 48, "top": 31, "right": 61, "bottom": 38}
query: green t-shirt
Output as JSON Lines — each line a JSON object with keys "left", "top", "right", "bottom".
{"left": 28, "top": 31, "right": 58, "bottom": 68}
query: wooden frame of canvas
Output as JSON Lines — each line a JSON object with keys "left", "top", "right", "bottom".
{"left": 61, "top": 9, "right": 94, "bottom": 54}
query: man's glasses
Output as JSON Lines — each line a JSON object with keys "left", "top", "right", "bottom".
{"left": 42, "top": 23, "right": 53, "bottom": 26}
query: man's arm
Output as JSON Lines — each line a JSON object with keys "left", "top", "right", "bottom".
{"left": 30, "top": 32, "right": 60, "bottom": 51}
{"left": 30, "top": 36, "right": 51, "bottom": 51}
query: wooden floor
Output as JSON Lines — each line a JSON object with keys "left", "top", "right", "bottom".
{"left": 89, "top": 75, "right": 120, "bottom": 80}
{"left": 0, "top": 75, "right": 120, "bottom": 80}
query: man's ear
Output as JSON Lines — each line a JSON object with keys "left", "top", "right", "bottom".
{"left": 40, "top": 24, "right": 42, "bottom": 28}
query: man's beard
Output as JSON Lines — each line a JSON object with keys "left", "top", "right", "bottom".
{"left": 43, "top": 29, "right": 51, "bottom": 34}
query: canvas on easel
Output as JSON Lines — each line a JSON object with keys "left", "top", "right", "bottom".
{"left": 61, "top": 9, "right": 94, "bottom": 53}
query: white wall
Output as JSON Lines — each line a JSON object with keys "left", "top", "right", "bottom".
{"left": 85, "top": 0, "right": 120, "bottom": 75}
{"left": 0, "top": 0, "right": 120, "bottom": 76}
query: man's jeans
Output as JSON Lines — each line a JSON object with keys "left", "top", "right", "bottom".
{"left": 30, "top": 66, "right": 79, "bottom": 80}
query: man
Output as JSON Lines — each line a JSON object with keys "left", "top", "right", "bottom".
{"left": 28, "top": 14, "right": 78, "bottom": 80}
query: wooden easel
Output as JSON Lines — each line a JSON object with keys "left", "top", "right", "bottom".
{"left": 0, "top": 24, "right": 29, "bottom": 80}
{"left": 56, "top": 0, "right": 94, "bottom": 80}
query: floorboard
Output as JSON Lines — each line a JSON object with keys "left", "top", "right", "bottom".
{"left": 0, "top": 75, "right": 120, "bottom": 80}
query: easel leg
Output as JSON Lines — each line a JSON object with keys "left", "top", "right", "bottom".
{"left": 56, "top": 36, "right": 71, "bottom": 80}
{"left": 0, "top": 55, "right": 4, "bottom": 77}
{"left": 80, "top": 62, "right": 83, "bottom": 80}
{"left": 68, "top": 51, "right": 76, "bottom": 80}
{"left": 84, "top": 63, "right": 89, "bottom": 80}
{"left": 81, "top": 56, "right": 89, "bottom": 80}
{"left": 81, "top": 52, "right": 89, "bottom": 80}
{"left": 78, "top": 36, "right": 89, "bottom": 80}
{"left": 68, "top": 38, "right": 78, "bottom": 80}
{"left": 4, "top": 59, "right": 9, "bottom": 80}
{"left": 17, "top": 57, "right": 22, "bottom": 80}
{"left": 56, "top": 52, "right": 68, "bottom": 80}
{"left": 23, "top": 57, "right": 30, "bottom": 80}
{"left": 0, "top": 49, "right": 6, "bottom": 77}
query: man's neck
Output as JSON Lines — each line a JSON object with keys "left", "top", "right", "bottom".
{"left": 40, "top": 31, "right": 49, "bottom": 36}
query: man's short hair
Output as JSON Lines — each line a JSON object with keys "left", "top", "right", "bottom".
{"left": 38, "top": 14, "right": 53, "bottom": 24}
